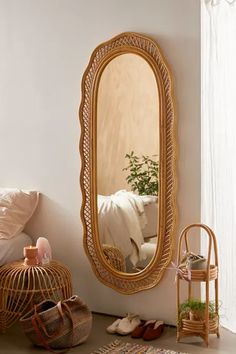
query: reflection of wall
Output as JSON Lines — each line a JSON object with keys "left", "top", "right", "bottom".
{"left": 97, "top": 54, "right": 159, "bottom": 195}
{"left": 0, "top": 0, "right": 200, "bottom": 326}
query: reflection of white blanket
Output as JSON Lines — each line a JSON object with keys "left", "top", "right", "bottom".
{"left": 98, "top": 190, "right": 156, "bottom": 266}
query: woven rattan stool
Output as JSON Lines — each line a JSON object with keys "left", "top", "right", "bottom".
{"left": 0, "top": 260, "right": 72, "bottom": 333}
{"left": 102, "top": 244, "right": 126, "bottom": 272}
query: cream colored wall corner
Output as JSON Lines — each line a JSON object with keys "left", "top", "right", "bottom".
{"left": 0, "top": 0, "right": 200, "bottom": 325}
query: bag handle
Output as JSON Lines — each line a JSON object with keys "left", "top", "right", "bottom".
{"left": 33, "top": 301, "right": 65, "bottom": 339}
{"left": 31, "top": 301, "right": 75, "bottom": 354}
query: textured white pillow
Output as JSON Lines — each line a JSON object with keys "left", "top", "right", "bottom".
{"left": 0, "top": 231, "right": 33, "bottom": 265}
{"left": 0, "top": 188, "right": 39, "bottom": 240}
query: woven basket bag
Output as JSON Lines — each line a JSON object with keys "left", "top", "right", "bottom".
{"left": 102, "top": 244, "right": 126, "bottom": 272}
{"left": 19, "top": 295, "right": 92, "bottom": 351}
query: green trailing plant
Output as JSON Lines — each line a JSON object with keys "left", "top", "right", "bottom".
{"left": 179, "top": 299, "right": 216, "bottom": 322}
{"left": 123, "top": 151, "right": 159, "bottom": 196}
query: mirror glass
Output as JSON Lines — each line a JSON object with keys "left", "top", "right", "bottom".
{"left": 97, "top": 53, "right": 159, "bottom": 273}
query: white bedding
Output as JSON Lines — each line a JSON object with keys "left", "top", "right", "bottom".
{"left": 97, "top": 190, "right": 157, "bottom": 266}
{"left": 0, "top": 231, "right": 32, "bottom": 266}
{"left": 140, "top": 197, "right": 158, "bottom": 238}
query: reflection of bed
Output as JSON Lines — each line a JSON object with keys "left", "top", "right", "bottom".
{"left": 0, "top": 232, "right": 32, "bottom": 266}
{"left": 97, "top": 190, "right": 158, "bottom": 267}
{"left": 139, "top": 195, "right": 158, "bottom": 239}
{"left": 126, "top": 242, "right": 157, "bottom": 272}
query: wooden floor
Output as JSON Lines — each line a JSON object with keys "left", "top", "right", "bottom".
{"left": 0, "top": 313, "right": 235, "bottom": 353}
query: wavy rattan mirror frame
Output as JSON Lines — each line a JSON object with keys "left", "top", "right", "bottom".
{"left": 79, "top": 32, "right": 177, "bottom": 294}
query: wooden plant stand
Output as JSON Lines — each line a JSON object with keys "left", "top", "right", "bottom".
{"left": 176, "top": 223, "right": 219, "bottom": 346}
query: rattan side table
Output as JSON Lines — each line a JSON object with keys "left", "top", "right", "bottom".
{"left": 0, "top": 260, "right": 72, "bottom": 333}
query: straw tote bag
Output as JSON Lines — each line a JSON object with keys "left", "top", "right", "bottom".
{"left": 19, "top": 295, "right": 92, "bottom": 353}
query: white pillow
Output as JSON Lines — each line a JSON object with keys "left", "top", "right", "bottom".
{"left": 0, "top": 231, "right": 33, "bottom": 265}
{"left": 0, "top": 188, "right": 39, "bottom": 240}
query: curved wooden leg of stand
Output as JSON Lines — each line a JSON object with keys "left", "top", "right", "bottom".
{"left": 204, "top": 333, "right": 209, "bottom": 347}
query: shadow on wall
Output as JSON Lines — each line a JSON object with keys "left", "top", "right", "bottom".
{"left": 24, "top": 194, "right": 82, "bottom": 264}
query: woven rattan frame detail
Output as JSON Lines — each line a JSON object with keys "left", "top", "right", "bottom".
{"left": 79, "top": 32, "right": 177, "bottom": 294}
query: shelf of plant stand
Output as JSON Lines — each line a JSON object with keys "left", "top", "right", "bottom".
{"left": 180, "top": 265, "right": 218, "bottom": 282}
{"left": 180, "top": 314, "right": 219, "bottom": 335}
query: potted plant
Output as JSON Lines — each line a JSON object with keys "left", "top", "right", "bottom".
{"left": 123, "top": 151, "right": 159, "bottom": 196}
{"left": 179, "top": 299, "right": 216, "bottom": 322}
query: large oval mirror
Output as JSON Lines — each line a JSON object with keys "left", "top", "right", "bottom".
{"left": 97, "top": 53, "right": 159, "bottom": 273}
{"left": 80, "top": 32, "right": 176, "bottom": 293}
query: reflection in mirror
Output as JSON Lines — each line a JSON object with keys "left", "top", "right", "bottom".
{"left": 97, "top": 53, "right": 159, "bottom": 273}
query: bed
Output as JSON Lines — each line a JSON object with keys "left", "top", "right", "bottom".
{"left": 0, "top": 231, "right": 32, "bottom": 266}
{"left": 0, "top": 188, "right": 39, "bottom": 266}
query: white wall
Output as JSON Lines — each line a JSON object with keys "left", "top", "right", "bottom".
{"left": 0, "top": 0, "right": 200, "bottom": 325}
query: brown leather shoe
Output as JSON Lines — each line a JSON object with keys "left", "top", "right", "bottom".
{"left": 142, "top": 320, "right": 164, "bottom": 341}
{"left": 131, "top": 320, "right": 156, "bottom": 338}
{"left": 131, "top": 321, "right": 146, "bottom": 338}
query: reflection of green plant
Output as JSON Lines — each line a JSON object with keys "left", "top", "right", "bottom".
{"left": 123, "top": 151, "right": 159, "bottom": 196}
{"left": 179, "top": 299, "right": 216, "bottom": 322}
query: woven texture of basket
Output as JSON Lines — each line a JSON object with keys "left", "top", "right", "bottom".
{"left": 0, "top": 260, "right": 72, "bottom": 333}
{"left": 19, "top": 295, "right": 92, "bottom": 349}
{"left": 102, "top": 244, "right": 126, "bottom": 272}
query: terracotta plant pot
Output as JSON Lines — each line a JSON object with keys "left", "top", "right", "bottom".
{"left": 189, "top": 310, "right": 205, "bottom": 321}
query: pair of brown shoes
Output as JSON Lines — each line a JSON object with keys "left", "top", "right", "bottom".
{"left": 131, "top": 320, "right": 164, "bottom": 341}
